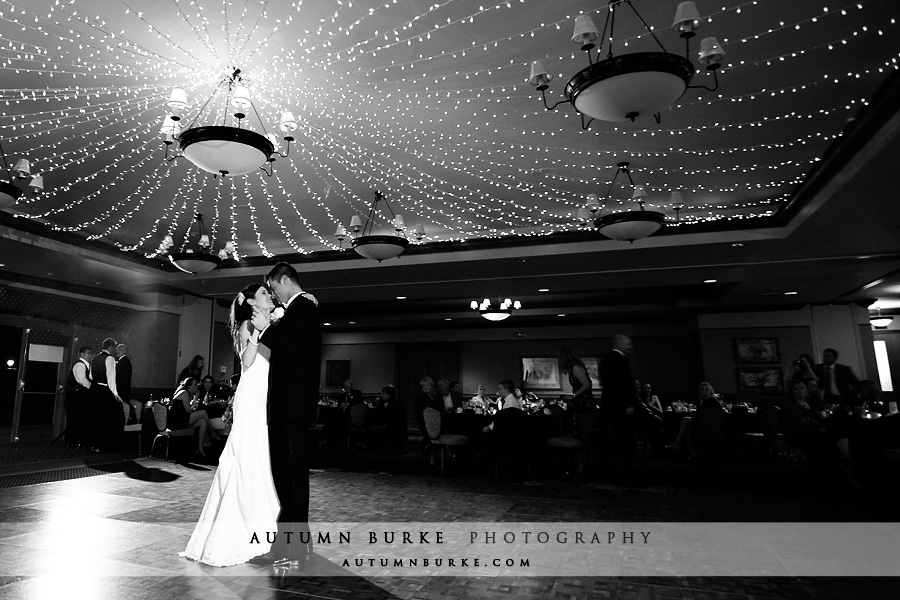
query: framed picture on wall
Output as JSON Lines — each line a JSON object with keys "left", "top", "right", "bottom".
{"left": 325, "top": 359, "right": 351, "bottom": 387}
{"left": 736, "top": 367, "right": 784, "bottom": 394}
{"left": 521, "top": 357, "right": 561, "bottom": 390}
{"left": 582, "top": 357, "right": 602, "bottom": 390}
{"left": 733, "top": 338, "right": 780, "bottom": 364}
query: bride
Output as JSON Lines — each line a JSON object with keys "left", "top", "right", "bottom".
{"left": 180, "top": 284, "right": 280, "bottom": 567}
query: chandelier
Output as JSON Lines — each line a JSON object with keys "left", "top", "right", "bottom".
{"left": 158, "top": 212, "right": 229, "bottom": 274}
{"left": 0, "top": 141, "right": 44, "bottom": 210}
{"left": 870, "top": 306, "right": 894, "bottom": 328}
{"left": 529, "top": 0, "right": 724, "bottom": 127}
{"left": 161, "top": 69, "right": 297, "bottom": 177}
{"left": 581, "top": 162, "right": 666, "bottom": 242}
{"left": 335, "top": 191, "right": 424, "bottom": 262}
{"left": 471, "top": 298, "right": 521, "bottom": 322}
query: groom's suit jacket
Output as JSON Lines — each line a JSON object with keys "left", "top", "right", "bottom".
{"left": 260, "top": 294, "right": 322, "bottom": 425}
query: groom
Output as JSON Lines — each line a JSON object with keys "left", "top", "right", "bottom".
{"left": 252, "top": 262, "right": 323, "bottom": 564}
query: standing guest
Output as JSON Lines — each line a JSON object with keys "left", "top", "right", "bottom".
{"left": 251, "top": 261, "right": 323, "bottom": 563}
{"left": 65, "top": 346, "right": 92, "bottom": 449}
{"left": 436, "top": 379, "right": 463, "bottom": 413}
{"left": 89, "top": 338, "right": 122, "bottom": 453}
{"left": 115, "top": 344, "right": 137, "bottom": 424}
{"left": 380, "top": 384, "right": 407, "bottom": 452}
{"left": 414, "top": 377, "right": 439, "bottom": 453}
{"left": 600, "top": 335, "right": 637, "bottom": 473}
{"left": 635, "top": 381, "right": 665, "bottom": 456}
{"left": 178, "top": 355, "right": 204, "bottom": 386}
{"left": 558, "top": 347, "right": 593, "bottom": 413}
{"left": 813, "top": 348, "right": 860, "bottom": 408}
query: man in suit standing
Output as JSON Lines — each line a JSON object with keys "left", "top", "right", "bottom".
{"left": 813, "top": 348, "right": 860, "bottom": 407}
{"left": 89, "top": 338, "right": 121, "bottom": 453}
{"left": 599, "top": 335, "right": 637, "bottom": 475}
{"left": 115, "top": 344, "right": 138, "bottom": 424}
{"left": 252, "top": 262, "right": 322, "bottom": 564}
{"left": 65, "top": 346, "right": 92, "bottom": 449}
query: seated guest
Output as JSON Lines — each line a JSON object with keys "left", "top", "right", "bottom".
{"left": 220, "top": 374, "right": 239, "bottom": 436}
{"left": 169, "top": 377, "right": 218, "bottom": 456}
{"left": 341, "top": 378, "right": 364, "bottom": 407}
{"left": 482, "top": 380, "right": 522, "bottom": 433}
{"left": 666, "top": 382, "right": 724, "bottom": 458}
{"left": 640, "top": 382, "right": 663, "bottom": 415}
{"left": 380, "top": 384, "right": 407, "bottom": 452}
{"left": 436, "top": 379, "right": 463, "bottom": 413}
{"left": 787, "top": 354, "right": 819, "bottom": 384}
{"left": 781, "top": 379, "right": 860, "bottom": 488}
{"left": 468, "top": 384, "right": 489, "bottom": 411}
{"left": 197, "top": 375, "right": 225, "bottom": 419}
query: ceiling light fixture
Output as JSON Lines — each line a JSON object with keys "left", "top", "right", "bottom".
{"left": 471, "top": 298, "right": 521, "bottom": 322}
{"left": 337, "top": 190, "right": 424, "bottom": 262}
{"left": 162, "top": 69, "right": 296, "bottom": 177}
{"left": 586, "top": 161, "right": 666, "bottom": 242}
{"left": 529, "top": 1, "right": 724, "bottom": 127}
{"left": 870, "top": 306, "right": 893, "bottom": 328}
{"left": 0, "top": 140, "right": 46, "bottom": 210}
{"left": 158, "top": 212, "right": 227, "bottom": 274}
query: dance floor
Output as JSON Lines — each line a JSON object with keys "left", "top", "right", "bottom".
{"left": 0, "top": 447, "right": 898, "bottom": 599}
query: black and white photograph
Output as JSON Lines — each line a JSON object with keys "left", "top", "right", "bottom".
{"left": 0, "top": 0, "right": 899, "bottom": 599}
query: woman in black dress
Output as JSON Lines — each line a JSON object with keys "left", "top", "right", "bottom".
{"left": 558, "top": 347, "right": 593, "bottom": 412}
{"left": 169, "top": 377, "right": 217, "bottom": 456}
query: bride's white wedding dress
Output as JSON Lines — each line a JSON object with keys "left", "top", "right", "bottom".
{"left": 180, "top": 349, "right": 279, "bottom": 567}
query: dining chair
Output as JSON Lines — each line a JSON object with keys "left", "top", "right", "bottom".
{"left": 741, "top": 406, "right": 785, "bottom": 461}
{"left": 347, "top": 403, "right": 368, "bottom": 452}
{"left": 691, "top": 406, "right": 729, "bottom": 462}
{"left": 149, "top": 403, "right": 194, "bottom": 460}
{"left": 423, "top": 407, "right": 468, "bottom": 474}
{"left": 122, "top": 401, "right": 142, "bottom": 454}
{"left": 546, "top": 408, "right": 595, "bottom": 476}
{"left": 492, "top": 408, "right": 533, "bottom": 479}
{"left": 308, "top": 405, "right": 326, "bottom": 452}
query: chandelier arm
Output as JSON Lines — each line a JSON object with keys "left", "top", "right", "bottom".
{"left": 601, "top": 1, "right": 615, "bottom": 59}
{"left": 622, "top": 164, "right": 636, "bottom": 188}
{"left": 275, "top": 139, "right": 291, "bottom": 159}
{"left": 687, "top": 69, "right": 720, "bottom": 92}
{"left": 580, "top": 114, "right": 595, "bottom": 130}
{"left": 600, "top": 166, "right": 622, "bottom": 211}
{"left": 259, "top": 162, "right": 273, "bottom": 177}
{"left": 624, "top": 0, "right": 668, "bottom": 53}
{"left": 182, "top": 82, "right": 223, "bottom": 133}
{"left": 606, "top": 0, "right": 617, "bottom": 59}
{"left": 164, "top": 144, "right": 181, "bottom": 162}
{"left": 0, "top": 139, "right": 13, "bottom": 179}
{"left": 249, "top": 101, "right": 271, "bottom": 138}
{"left": 540, "top": 89, "right": 572, "bottom": 112}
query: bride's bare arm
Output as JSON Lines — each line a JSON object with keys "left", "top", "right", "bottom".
{"left": 239, "top": 321, "right": 261, "bottom": 368}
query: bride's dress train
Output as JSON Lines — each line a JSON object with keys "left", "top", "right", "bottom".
{"left": 179, "top": 352, "right": 279, "bottom": 567}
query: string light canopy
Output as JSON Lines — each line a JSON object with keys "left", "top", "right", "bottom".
{"left": 162, "top": 69, "right": 297, "bottom": 177}
{"left": 529, "top": 0, "right": 725, "bottom": 127}
{"left": 158, "top": 212, "right": 223, "bottom": 274}
{"left": 471, "top": 298, "right": 522, "bottom": 322}
{"left": 586, "top": 162, "right": 666, "bottom": 242}
{"left": 0, "top": 141, "right": 45, "bottom": 210}
{"left": 336, "top": 191, "right": 425, "bottom": 262}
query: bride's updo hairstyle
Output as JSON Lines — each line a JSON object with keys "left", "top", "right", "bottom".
{"left": 229, "top": 283, "right": 265, "bottom": 354}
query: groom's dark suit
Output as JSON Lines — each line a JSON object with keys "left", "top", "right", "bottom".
{"left": 260, "top": 292, "right": 322, "bottom": 558}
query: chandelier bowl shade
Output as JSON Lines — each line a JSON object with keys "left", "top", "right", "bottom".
{"left": 179, "top": 126, "right": 275, "bottom": 175}
{"left": 351, "top": 235, "right": 409, "bottom": 262}
{"left": 594, "top": 210, "right": 667, "bottom": 242}
{"left": 481, "top": 311, "right": 511, "bottom": 322}
{"left": 168, "top": 252, "right": 221, "bottom": 274}
{"left": 564, "top": 52, "right": 695, "bottom": 122}
{"left": 871, "top": 316, "right": 893, "bottom": 328}
{"left": 0, "top": 181, "right": 22, "bottom": 210}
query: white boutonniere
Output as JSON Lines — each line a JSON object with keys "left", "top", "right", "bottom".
{"left": 271, "top": 306, "right": 285, "bottom": 321}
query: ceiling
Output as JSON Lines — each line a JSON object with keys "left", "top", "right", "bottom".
{"left": 1, "top": 0, "right": 900, "bottom": 328}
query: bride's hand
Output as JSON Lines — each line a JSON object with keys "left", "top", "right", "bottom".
{"left": 250, "top": 307, "right": 270, "bottom": 331}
